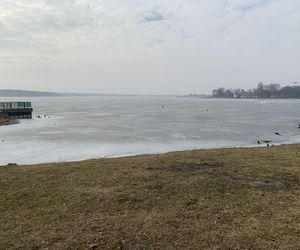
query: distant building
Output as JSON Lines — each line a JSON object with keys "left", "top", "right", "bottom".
{"left": 0, "top": 102, "right": 33, "bottom": 119}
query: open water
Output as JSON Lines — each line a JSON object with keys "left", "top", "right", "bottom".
{"left": 0, "top": 96, "right": 300, "bottom": 165}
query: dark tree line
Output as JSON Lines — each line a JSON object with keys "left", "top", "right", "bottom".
{"left": 212, "top": 82, "right": 300, "bottom": 99}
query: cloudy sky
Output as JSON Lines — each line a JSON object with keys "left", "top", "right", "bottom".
{"left": 0, "top": 0, "right": 299, "bottom": 94}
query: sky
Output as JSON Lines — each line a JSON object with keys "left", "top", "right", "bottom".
{"left": 0, "top": 0, "right": 300, "bottom": 95}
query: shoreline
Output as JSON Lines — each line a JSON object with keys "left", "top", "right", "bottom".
{"left": 2, "top": 142, "right": 300, "bottom": 167}
{"left": 0, "top": 118, "right": 19, "bottom": 126}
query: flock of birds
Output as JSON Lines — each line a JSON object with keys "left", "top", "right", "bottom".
{"left": 257, "top": 123, "right": 300, "bottom": 146}
{"left": 36, "top": 114, "right": 51, "bottom": 119}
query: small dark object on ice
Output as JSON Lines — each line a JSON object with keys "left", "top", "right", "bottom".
{"left": 257, "top": 140, "right": 261, "bottom": 144}
{"left": 261, "top": 140, "right": 272, "bottom": 147}
{"left": 274, "top": 132, "right": 282, "bottom": 136}
{"left": 262, "top": 140, "right": 271, "bottom": 144}
{"left": 298, "top": 123, "right": 300, "bottom": 129}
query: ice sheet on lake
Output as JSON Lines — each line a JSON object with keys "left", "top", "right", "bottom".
{"left": 1, "top": 96, "right": 300, "bottom": 165}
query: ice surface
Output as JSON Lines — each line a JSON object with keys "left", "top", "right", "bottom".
{"left": 1, "top": 96, "right": 300, "bottom": 165}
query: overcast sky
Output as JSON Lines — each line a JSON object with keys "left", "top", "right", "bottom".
{"left": 0, "top": 0, "right": 299, "bottom": 94}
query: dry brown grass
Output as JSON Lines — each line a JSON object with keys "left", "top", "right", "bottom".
{"left": 1, "top": 144, "right": 300, "bottom": 249}
{"left": 0, "top": 113, "right": 19, "bottom": 126}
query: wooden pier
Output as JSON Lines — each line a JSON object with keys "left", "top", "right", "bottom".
{"left": 0, "top": 102, "right": 33, "bottom": 119}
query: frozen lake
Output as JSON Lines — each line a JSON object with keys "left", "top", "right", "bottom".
{"left": 1, "top": 96, "right": 300, "bottom": 165}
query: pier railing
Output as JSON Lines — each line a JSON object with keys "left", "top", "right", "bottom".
{"left": 0, "top": 102, "right": 32, "bottom": 110}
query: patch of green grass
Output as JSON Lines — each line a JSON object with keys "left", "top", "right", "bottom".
{"left": 1, "top": 145, "right": 300, "bottom": 249}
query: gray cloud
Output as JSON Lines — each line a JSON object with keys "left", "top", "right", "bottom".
{"left": 0, "top": 0, "right": 299, "bottom": 94}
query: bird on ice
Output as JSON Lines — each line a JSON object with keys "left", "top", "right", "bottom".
{"left": 262, "top": 140, "right": 272, "bottom": 144}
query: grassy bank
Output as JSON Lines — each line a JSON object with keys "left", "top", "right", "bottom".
{"left": 1, "top": 145, "right": 299, "bottom": 249}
